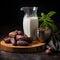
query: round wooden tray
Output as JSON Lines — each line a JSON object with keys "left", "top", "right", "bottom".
{"left": 0, "top": 40, "right": 45, "bottom": 53}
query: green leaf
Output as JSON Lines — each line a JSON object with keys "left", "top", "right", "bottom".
{"left": 40, "top": 21, "right": 49, "bottom": 28}
{"left": 40, "top": 22, "right": 45, "bottom": 28}
{"left": 46, "top": 19, "right": 54, "bottom": 23}
{"left": 47, "top": 11, "right": 56, "bottom": 17}
{"left": 38, "top": 17, "right": 44, "bottom": 22}
{"left": 48, "top": 22, "right": 57, "bottom": 32}
{"left": 41, "top": 13, "right": 45, "bottom": 16}
{"left": 45, "top": 17, "right": 51, "bottom": 21}
{"left": 41, "top": 13, "right": 46, "bottom": 20}
{"left": 38, "top": 11, "right": 57, "bottom": 32}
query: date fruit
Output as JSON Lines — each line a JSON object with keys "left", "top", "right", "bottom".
{"left": 23, "top": 35, "right": 28, "bottom": 40}
{"left": 9, "top": 31, "right": 17, "bottom": 37}
{"left": 4, "top": 30, "right": 33, "bottom": 46}
{"left": 14, "top": 30, "right": 24, "bottom": 35}
{"left": 45, "top": 47, "right": 53, "bottom": 54}
{"left": 17, "top": 40, "right": 28, "bottom": 46}
{"left": 17, "top": 30, "right": 24, "bottom": 35}
{"left": 10, "top": 37, "right": 17, "bottom": 46}
{"left": 4, "top": 37, "right": 11, "bottom": 43}
{"left": 16, "top": 35, "right": 24, "bottom": 40}
{"left": 27, "top": 37, "right": 32, "bottom": 43}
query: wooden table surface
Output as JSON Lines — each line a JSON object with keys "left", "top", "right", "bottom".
{"left": 0, "top": 50, "right": 60, "bottom": 60}
{"left": 0, "top": 40, "right": 60, "bottom": 60}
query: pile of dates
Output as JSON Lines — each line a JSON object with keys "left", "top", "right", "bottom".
{"left": 3, "top": 30, "right": 32, "bottom": 46}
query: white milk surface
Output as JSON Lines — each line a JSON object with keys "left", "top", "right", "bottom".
{"left": 23, "top": 15, "right": 38, "bottom": 37}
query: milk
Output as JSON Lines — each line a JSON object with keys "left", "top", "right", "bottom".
{"left": 21, "top": 7, "right": 38, "bottom": 37}
{"left": 23, "top": 14, "right": 38, "bottom": 37}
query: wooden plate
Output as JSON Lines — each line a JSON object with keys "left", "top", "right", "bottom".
{"left": 0, "top": 40, "right": 45, "bottom": 53}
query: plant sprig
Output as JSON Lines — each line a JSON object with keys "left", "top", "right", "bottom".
{"left": 38, "top": 11, "right": 57, "bottom": 32}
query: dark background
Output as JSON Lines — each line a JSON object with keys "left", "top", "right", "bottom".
{"left": 0, "top": 0, "right": 60, "bottom": 36}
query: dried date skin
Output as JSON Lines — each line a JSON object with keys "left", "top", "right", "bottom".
{"left": 9, "top": 32, "right": 17, "bottom": 38}
{"left": 17, "top": 31, "right": 24, "bottom": 35}
{"left": 10, "top": 37, "right": 17, "bottom": 46}
{"left": 14, "top": 30, "right": 24, "bottom": 35}
{"left": 23, "top": 35, "right": 28, "bottom": 40}
{"left": 3, "top": 30, "right": 33, "bottom": 46}
{"left": 16, "top": 35, "right": 32, "bottom": 43}
{"left": 17, "top": 40, "right": 28, "bottom": 46}
{"left": 16, "top": 35, "right": 25, "bottom": 40}
{"left": 21, "top": 35, "right": 32, "bottom": 43}
{"left": 4, "top": 37, "right": 11, "bottom": 43}
{"left": 27, "top": 37, "right": 32, "bottom": 43}
{"left": 45, "top": 49, "right": 51, "bottom": 54}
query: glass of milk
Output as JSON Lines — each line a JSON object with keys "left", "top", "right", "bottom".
{"left": 20, "top": 7, "right": 38, "bottom": 39}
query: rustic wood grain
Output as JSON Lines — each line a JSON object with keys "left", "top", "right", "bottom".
{"left": 0, "top": 41, "right": 45, "bottom": 53}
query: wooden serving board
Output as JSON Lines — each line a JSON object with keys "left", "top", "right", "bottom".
{"left": 0, "top": 40, "right": 45, "bottom": 53}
